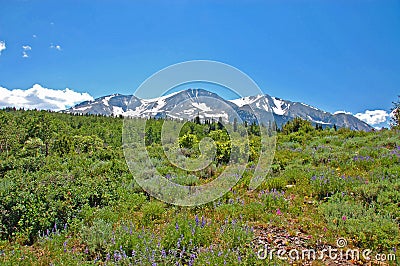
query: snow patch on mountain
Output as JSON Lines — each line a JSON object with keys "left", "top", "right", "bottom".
{"left": 102, "top": 96, "right": 112, "bottom": 106}
{"left": 301, "top": 103, "right": 319, "bottom": 111}
{"left": 112, "top": 106, "right": 124, "bottom": 116}
{"left": 271, "top": 97, "right": 288, "bottom": 115}
{"left": 312, "top": 120, "right": 332, "bottom": 125}
{"left": 229, "top": 95, "right": 263, "bottom": 107}
{"left": 74, "top": 106, "right": 90, "bottom": 111}
{"left": 192, "top": 102, "right": 212, "bottom": 112}
{"left": 142, "top": 91, "right": 182, "bottom": 104}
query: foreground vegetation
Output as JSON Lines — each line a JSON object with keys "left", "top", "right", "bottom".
{"left": 0, "top": 109, "right": 399, "bottom": 265}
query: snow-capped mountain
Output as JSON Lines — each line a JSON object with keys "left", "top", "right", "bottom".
{"left": 68, "top": 94, "right": 138, "bottom": 116}
{"left": 64, "top": 89, "right": 373, "bottom": 131}
{"left": 231, "top": 94, "right": 372, "bottom": 131}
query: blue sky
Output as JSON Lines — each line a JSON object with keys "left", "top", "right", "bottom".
{"left": 0, "top": 0, "right": 399, "bottom": 127}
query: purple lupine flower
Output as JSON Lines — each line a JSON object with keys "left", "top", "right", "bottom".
{"left": 106, "top": 253, "right": 110, "bottom": 261}
{"left": 84, "top": 247, "right": 89, "bottom": 254}
{"left": 188, "top": 253, "right": 196, "bottom": 266}
{"left": 220, "top": 226, "right": 225, "bottom": 234}
{"left": 201, "top": 216, "right": 206, "bottom": 228}
{"left": 195, "top": 215, "right": 199, "bottom": 227}
{"left": 121, "top": 247, "right": 127, "bottom": 258}
{"left": 132, "top": 250, "right": 136, "bottom": 257}
{"left": 161, "top": 249, "right": 166, "bottom": 258}
{"left": 63, "top": 241, "right": 67, "bottom": 253}
{"left": 114, "top": 251, "right": 121, "bottom": 262}
{"left": 175, "top": 222, "right": 179, "bottom": 231}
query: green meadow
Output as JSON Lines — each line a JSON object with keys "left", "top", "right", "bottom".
{"left": 0, "top": 109, "right": 399, "bottom": 265}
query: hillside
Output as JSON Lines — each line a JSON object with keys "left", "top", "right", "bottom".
{"left": 0, "top": 109, "right": 398, "bottom": 265}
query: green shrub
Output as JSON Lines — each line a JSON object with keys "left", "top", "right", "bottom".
{"left": 81, "top": 218, "right": 113, "bottom": 254}
{"left": 140, "top": 201, "right": 165, "bottom": 223}
{"left": 320, "top": 194, "right": 399, "bottom": 250}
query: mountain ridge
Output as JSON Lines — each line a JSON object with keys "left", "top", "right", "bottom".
{"left": 64, "top": 88, "right": 373, "bottom": 131}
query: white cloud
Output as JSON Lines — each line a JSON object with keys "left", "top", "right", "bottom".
{"left": 50, "top": 43, "right": 62, "bottom": 51}
{"left": 33, "top": 34, "right": 37, "bottom": 38}
{"left": 354, "top": 110, "right": 389, "bottom": 125}
{"left": 0, "top": 41, "right": 6, "bottom": 55}
{"left": 0, "top": 84, "right": 94, "bottom": 111}
{"left": 22, "top": 45, "right": 32, "bottom": 58}
{"left": 333, "top": 110, "right": 352, "bottom": 115}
